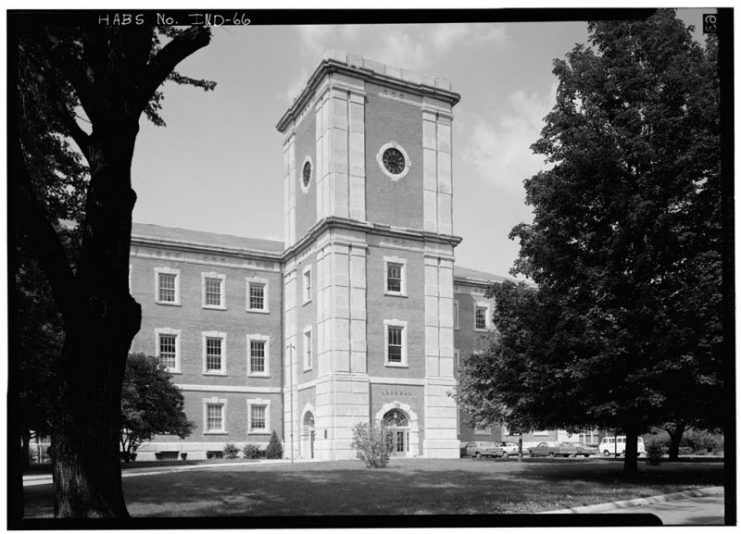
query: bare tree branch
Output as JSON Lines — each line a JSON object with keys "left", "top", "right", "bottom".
{"left": 135, "top": 27, "right": 212, "bottom": 114}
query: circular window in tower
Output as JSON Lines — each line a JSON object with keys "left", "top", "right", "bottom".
{"left": 376, "top": 142, "right": 411, "bottom": 181}
{"left": 300, "top": 156, "right": 312, "bottom": 193}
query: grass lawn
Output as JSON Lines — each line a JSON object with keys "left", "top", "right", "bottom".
{"left": 23, "top": 458, "right": 723, "bottom": 518}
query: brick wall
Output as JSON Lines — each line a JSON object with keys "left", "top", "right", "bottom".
{"left": 364, "top": 84, "right": 424, "bottom": 230}
{"left": 129, "top": 246, "right": 283, "bottom": 445}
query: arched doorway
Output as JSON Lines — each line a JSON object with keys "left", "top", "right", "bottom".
{"left": 301, "top": 411, "right": 315, "bottom": 459}
{"left": 383, "top": 409, "right": 410, "bottom": 456}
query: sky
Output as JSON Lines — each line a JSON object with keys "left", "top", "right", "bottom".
{"left": 130, "top": 9, "right": 710, "bottom": 278}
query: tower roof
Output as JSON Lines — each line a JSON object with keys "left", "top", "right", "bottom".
{"left": 277, "top": 50, "right": 461, "bottom": 133}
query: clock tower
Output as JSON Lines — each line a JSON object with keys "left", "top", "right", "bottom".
{"left": 277, "top": 51, "right": 461, "bottom": 460}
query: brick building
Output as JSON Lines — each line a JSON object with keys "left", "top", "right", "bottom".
{"left": 129, "top": 51, "right": 516, "bottom": 461}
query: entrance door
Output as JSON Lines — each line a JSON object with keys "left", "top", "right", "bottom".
{"left": 383, "top": 409, "right": 410, "bottom": 456}
{"left": 301, "top": 411, "right": 315, "bottom": 459}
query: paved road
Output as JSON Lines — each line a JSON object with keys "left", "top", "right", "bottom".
{"left": 606, "top": 494, "right": 725, "bottom": 525}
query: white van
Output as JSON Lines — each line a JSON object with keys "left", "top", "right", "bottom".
{"left": 599, "top": 436, "right": 645, "bottom": 456}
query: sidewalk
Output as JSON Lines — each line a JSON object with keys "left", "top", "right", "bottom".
{"left": 543, "top": 486, "right": 725, "bottom": 525}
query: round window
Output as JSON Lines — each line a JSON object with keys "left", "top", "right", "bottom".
{"left": 302, "top": 160, "right": 312, "bottom": 188}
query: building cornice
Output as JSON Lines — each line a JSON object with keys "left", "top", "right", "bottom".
{"left": 131, "top": 234, "right": 283, "bottom": 264}
{"left": 281, "top": 217, "right": 463, "bottom": 260}
{"left": 276, "top": 56, "right": 461, "bottom": 133}
{"left": 133, "top": 217, "right": 462, "bottom": 267}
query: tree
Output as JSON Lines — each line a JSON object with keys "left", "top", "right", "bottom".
{"left": 120, "top": 354, "right": 193, "bottom": 461}
{"left": 461, "top": 10, "right": 723, "bottom": 475}
{"left": 265, "top": 431, "right": 284, "bottom": 459}
{"left": 11, "top": 21, "right": 214, "bottom": 518}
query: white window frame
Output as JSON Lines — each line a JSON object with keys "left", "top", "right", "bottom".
{"left": 155, "top": 327, "right": 181, "bottom": 373}
{"left": 383, "top": 256, "right": 407, "bottom": 297}
{"left": 383, "top": 319, "right": 408, "bottom": 367}
{"left": 202, "top": 272, "right": 226, "bottom": 310}
{"left": 302, "top": 265, "right": 312, "bottom": 305}
{"left": 246, "top": 277, "right": 270, "bottom": 313}
{"left": 454, "top": 300, "right": 460, "bottom": 330}
{"left": 246, "top": 334, "right": 270, "bottom": 377}
{"left": 303, "top": 326, "right": 313, "bottom": 371}
{"left": 154, "top": 267, "right": 181, "bottom": 306}
{"left": 128, "top": 264, "right": 132, "bottom": 292}
{"left": 202, "top": 331, "right": 227, "bottom": 375}
{"left": 473, "top": 302, "right": 491, "bottom": 331}
{"left": 247, "top": 398, "right": 271, "bottom": 435}
{"left": 203, "top": 397, "right": 227, "bottom": 434}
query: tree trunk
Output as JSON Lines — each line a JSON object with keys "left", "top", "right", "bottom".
{"left": 8, "top": 385, "right": 25, "bottom": 521}
{"left": 623, "top": 426, "right": 639, "bottom": 475}
{"left": 51, "top": 131, "right": 142, "bottom": 518}
{"left": 21, "top": 430, "right": 31, "bottom": 470}
{"left": 8, "top": 246, "right": 25, "bottom": 521}
{"left": 665, "top": 422, "right": 686, "bottom": 461}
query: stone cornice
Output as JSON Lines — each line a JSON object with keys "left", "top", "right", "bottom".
{"left": 131, "top": 234, "right": 283, "bottom": 264}
{"left": 133, "top": 217, "right": 462, "bottom": 266}
{"left": 277, "top": 57, "right": 461, "bottom": 133}
{"left": 281, "top": 217, "right": 463, "bottom": 260}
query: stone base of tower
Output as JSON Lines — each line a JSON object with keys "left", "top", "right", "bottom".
{"left": 315, "top": 373, "right": 370, "bottom": 460}
{"left": 423, "top": 377, "right": 460, "bottom": 458}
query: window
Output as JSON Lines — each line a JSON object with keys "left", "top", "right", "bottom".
{"left": 246, "top": 278, "right": 269, "bottom": 313}
{"left": 247, "top": 399, "right": 271, "bottom": 434}
{"left": 251, "top": 405, "right": 266, "bottom": 430}
{"left": 475, "top": 423, "right": 492, "bottom": 434}
{"left": 155, "top": 328, "right": 181, "bottom": 373}
{"left": 384, "top": 319, "right": 408, "bottom": 367}
{"left": 247, "top": 335, "right": 270, "bottom": 376}
{"left": 303, "top": 327, "right": 312, "bottom": 371}
{"left": 155, "top": 267, "right": 180, "bottom": 305}
{"left": 474, "top": 304, "right": 490, "bottom": 331}
{"left": 203, "top": 397, "right": 227, "bottom": 434}
{"left": 300, "top": 156, "right": 313, "bottom": 193}
{"left": 303, "top": 266, "right": 312, "bottom": 304}
{"left": 384, "top": 257, "right": 407, "bottom": 296}
{"left": 454, "top": 300, "right": 460, "bottom": 330}
{"left": 203, "top": 331, "right": 227, "bottom": 375}
{"left": 202, "top": 272, "right": 226, "bottom": 309}
{"left": 454, "top": 349, "right": 461, "bottom": 369}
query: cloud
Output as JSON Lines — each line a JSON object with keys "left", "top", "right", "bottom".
{"left": 462, "top": 83, "right": 557, "bottom": 194}
{"left": 289, "top": 23, "right": 508, "bottom": 94}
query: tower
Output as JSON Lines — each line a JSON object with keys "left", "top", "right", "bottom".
{"left": 277, "top": 51, "right": 461, "bottom": 459}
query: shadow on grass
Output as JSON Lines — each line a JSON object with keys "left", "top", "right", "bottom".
{"left": 23, "top": 459, "right": 724, "bottom": 518}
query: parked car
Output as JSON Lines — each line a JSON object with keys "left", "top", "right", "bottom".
{"left": 527, "top": 441, "right": 560, "bottom": 457}
{"left": 599, "top": 436, "right": 646, "bottom": 457}
{"left": 464, "top": 441, "right": 505, "bottom": 458}
{"left": 498, "top": 441, "right": 519, "bottom": 457}
{"left": 557, "top": 442, "right": 595, "bottom": 457}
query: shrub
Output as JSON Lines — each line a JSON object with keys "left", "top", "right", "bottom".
{"left": 180, "top": 452, "right": 188, "bottom": 461}
{"left": 266, "top": 431, "right": 283, "bottom": 459}
{"left": 223, "top": 443, "right": 240, "bottom": 459}
{"left": 681, "top": 428, "right": 724, "bottom": 453}
{"left": 646, "top": 439, "right": 665, "bottom": 465}
{"left": 350, "top": 422, "right": 390, "bottom": 468}
{"left": 242, "top": 444, "right": 262, "bottom": 459}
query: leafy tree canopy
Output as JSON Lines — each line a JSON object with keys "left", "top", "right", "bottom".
{"left": 459, "top": 10, "right": 723, "bottom": 471}
{"left": 120, "top": 354, "right": 194, "bottom": 459}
